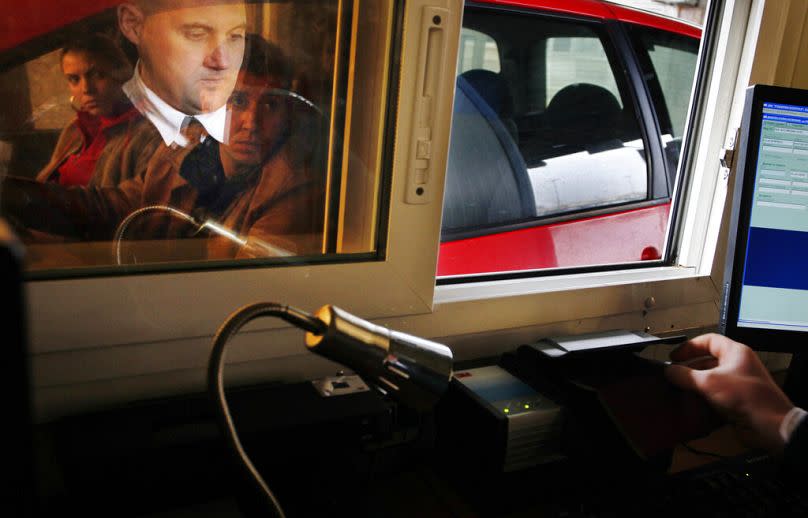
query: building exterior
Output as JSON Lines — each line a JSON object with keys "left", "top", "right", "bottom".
{"left": 613, "top": 0, "right": 707, "bottom": 24}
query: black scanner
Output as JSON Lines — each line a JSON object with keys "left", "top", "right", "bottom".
{"left": 500, "top": 334, "right": 724, "bottom": 473}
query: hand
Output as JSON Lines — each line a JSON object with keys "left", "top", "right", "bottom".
{"left": 665, "top": 333, "right": 794, "bottom": 452}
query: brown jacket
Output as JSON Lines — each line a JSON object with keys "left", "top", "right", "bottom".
{"left": 7, "top": 138, "right": 324, "bottom": 265}
{"left": 114, "top": 139, "right": 324, "bottom": 262}
{"left": 36, "top": 110, "right": 162, "bottom": 187}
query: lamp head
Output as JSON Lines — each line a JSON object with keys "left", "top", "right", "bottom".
{"left": 305, "top": 305, "right": 453, "bottom": 410}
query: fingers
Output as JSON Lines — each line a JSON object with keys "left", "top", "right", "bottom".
{"left": 669, "top": 333, "right": 735, "bottom": 362}
{"left": 676, "top": 355, "right": 719, "bottom": 370}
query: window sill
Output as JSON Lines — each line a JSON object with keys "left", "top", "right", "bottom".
{"left": 434, "top": 265, "right": 700, "bottom": 304}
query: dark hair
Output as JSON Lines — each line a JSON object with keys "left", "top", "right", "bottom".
{"left": 241, "top": 35, "right": 293, "bottom": 89}
{"left": 61, "top": 34, "right": 133, "bottom": 83}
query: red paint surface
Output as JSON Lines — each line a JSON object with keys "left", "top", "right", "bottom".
{"left": 1, "top": 1, "right": 122, "bottom": 52}
{"left": 479, "top": 0, "right": 701, "bottom": 37}
{"left": 437, "top": 203, "right": 670, "bottom": 276}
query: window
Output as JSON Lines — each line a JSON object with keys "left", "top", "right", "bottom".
{"left": 10, "top": 0, "right": 464, "bottom": 418}
{"left": 458, "top": 28, "right": 500, "bottom": 74}
{"left": 439, "top": 7, "right": 690, "bottom": 276}
{"left": 1, "top": 0, "right": 392, "bottom": 275}
{"left": 545, "top": 35, "right": 621, "bottom": 105}
{"left": 628, "top": 25, "right": 700, "bottom": 187}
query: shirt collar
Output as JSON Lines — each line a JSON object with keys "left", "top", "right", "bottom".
{"left": 123, "top": 62, "right": 228, "bottom": 146}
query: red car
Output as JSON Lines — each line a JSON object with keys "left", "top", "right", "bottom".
{"left": 437, "top": 0, "right": 701, "bottom": 276}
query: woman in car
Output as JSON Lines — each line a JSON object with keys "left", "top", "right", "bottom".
{"left": 36, "top": 34, "right": 157, "bottom": 187}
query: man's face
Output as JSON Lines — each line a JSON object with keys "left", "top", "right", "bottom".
{"left": 131, "top": 2, "right": 247, "bottom": 114}
{"left": 221, "top": 72, "right": 289, "bottom": 167}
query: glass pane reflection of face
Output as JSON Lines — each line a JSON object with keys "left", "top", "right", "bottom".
{"left": 61, "top": 51, "right": 125, "bottom": 118}
{"left": 223, "top": 72, "right": 289, "bottom": 170}
{"left": 135, "top": 1, "right": 247, "bottom": 114}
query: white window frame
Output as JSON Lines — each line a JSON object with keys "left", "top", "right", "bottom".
{"left": 29, "top": 0, "right": 463, "bottom": 420}
{"left": 424, "top": 0, "right": 800, "bottom": 365}
{"left": 425, "top": 0, "right": 756, "bottom": 336}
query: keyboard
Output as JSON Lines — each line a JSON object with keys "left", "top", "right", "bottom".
{"left": 660, "top": 453, "right": 808, "bottom": 518}
{"left": 549, "top": 453, "right": 807, "bottom": 518}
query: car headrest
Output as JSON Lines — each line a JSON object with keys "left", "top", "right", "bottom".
{"left": 545, "top": 83, "right": 622, "bottom": 140}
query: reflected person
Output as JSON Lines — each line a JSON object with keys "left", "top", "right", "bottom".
{"left": 117, "top": 0, "right": 247, "bottom": 148}
{"left": 37, "top": 34, "right": 156, "bottom": 187}
{"left": 174, "top": 35, "right": 325, "bottom": 259}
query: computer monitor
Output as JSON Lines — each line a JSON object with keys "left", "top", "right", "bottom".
{"left": 720, "top": 84, "right": 808, "bottom": 406}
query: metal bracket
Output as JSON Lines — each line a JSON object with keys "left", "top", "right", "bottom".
{"left": 719, "top": 127, "right": 741, "bottom": 174}
{"left": 311, "top": 373, "right": 370, "bottom": 397}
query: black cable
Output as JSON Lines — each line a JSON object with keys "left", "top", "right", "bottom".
{"left": 207, "top": 302, "right": 326, "bottom": 518}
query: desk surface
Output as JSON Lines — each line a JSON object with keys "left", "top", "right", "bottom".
{"left": 134, "top": 426, "right": 754, "bottom": 518}
{"left": 670, "top": 424, "right": 749, "bottom": 473}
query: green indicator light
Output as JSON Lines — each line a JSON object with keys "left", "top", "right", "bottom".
{"left": 524, "top": 404, "right": 530, "bottom": 409}
{"left": 503, "top": 408, "right": 509, "bottom": 413}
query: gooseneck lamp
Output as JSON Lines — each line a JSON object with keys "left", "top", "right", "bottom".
{"left": 114, "top": 206, "right": 293, "bottom": 265}
{"left": 208, "top": 302, "right": 454, "bottom": 518}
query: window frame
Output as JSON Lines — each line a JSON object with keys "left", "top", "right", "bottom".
{"left": 27, "top": 0, "right": 463, "bottom": 419}
{"left": 432, "top": 0, "right": 760, "bottom": 329}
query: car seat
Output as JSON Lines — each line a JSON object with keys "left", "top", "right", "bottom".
{"left": 456, "top": 69, "right": 520, "bottom": 143}
{"left": 441, "top": 71, "right": 536, "bottom": 236}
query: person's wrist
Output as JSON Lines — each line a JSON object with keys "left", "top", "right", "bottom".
{"left": 780, "top": 406, "right": 808, "bottom": 444}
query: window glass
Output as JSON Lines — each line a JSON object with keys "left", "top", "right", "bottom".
{"left": 458, "top": 28, "right": 500, "bottom": 74}
{"left": 646, "top": 38, "right": 698, "bottom": 137}
{"left": 545, "top": 36, "right": 621, "bottom": 108}
{"left": 440, "top": 9, "right": 654, "bottom": 276}
{"left": 629, "top": 26, "right": 699, "bottom": 183}
{"left": 0, "top": 0, "right": 395, "bottom": 275}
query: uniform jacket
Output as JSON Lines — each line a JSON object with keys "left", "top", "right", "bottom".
{"left": 783, "top": 416, "right": 807, "bottom": 482}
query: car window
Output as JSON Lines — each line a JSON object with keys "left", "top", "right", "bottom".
{"left": 458, "top": 28, "right": 500, "bottom": 74}
{"left": 0, "top": 1, "right": 396, "bottom": 276}
{"left": 545, "top": 35, "right": 621, "bottom": 110}
{"left": 628, "top": 25, "right": 699, "bottom": 183}
{"left": 441, "top": 8, "right": 649, "bottom": 263}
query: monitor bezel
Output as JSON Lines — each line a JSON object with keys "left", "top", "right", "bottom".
{"left": 721, "top": 83, "right": 808, "bottom": 353}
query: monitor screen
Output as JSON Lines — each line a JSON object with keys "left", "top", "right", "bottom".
{"left": 721, "top": 84, "right": 808, "bottom": 352}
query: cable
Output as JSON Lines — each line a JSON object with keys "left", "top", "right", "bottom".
{"left": 207, "top": 302, "right": 326, "bottom": 518}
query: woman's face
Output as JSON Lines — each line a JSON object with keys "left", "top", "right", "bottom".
{"left": 222, "top": 72, "right": 289, "bottom": 168}
{"left": 61, "top": 50, "right": 125, "bottom": 117}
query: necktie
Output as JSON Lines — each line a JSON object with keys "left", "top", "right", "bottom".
{"left": 179, "top": 116, "right": 206, "bottom": 146}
